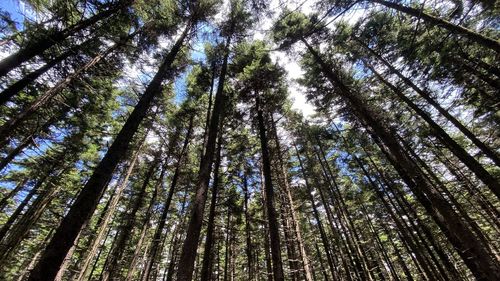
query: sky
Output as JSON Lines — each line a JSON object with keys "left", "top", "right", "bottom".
{"left": 0, "top": 0, "right": 22, "bottom": 22}
{"left": 253, "top": 0, "right": 316, "bottom": 118}
{"left": 0, "top": 0, "right": 368, "bottom": 119}
{"left": 249, "top": 0, "right": 367, "bottom": 119}
{"left": 0, "top": 0, "right": 318, "bottom": 117}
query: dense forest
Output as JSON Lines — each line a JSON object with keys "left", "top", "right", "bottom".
{"left": 0, "top": 0, "right": 498, "bottom": 280}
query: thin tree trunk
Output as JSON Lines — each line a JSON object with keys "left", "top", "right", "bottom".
{"left": 242, "top": 172, "right": 254, "bottom": 281}
{"left": 75, "top": 142, "right": 144, "bottom": 281}
{"left": 200, "top": 125, "right": 224, "bottom": 281}
{"left": 0, "top": 30, "right": 139, "bottom": 147}
{"left": 0, "top": 167, "right": 69, "bottom": 263}
{"left": 294, "top": 143, "right": 338, "bottom": 281}
{"left": 314, "top": 142, "right": 374, "bottom": 280}
{"left": 128, "top": 171, "right": 161, "bottom": 281}
{"left": 0, "top": 180, "right": 39, "bottom": 243}
{"left": 256, "top": 94, "right": 285, "bottom": 281}
{"left": 270, "top": 116, "right": 314, "bottom": 281}
{"left": 101, "top": 156, "right": 161, "bottom": 281}
{"left": 261, "top": 174, "right": 274, "bottom": 281}
{"left": 0, "top": 160, "right": 59, "bottom": 246}
{"left": 164, "top": 188, "right": 190, "bottom": 281}
{"left": 0, "top": 178, "right": 27, "bottom": 212}
{"left": 142, "top": 115, "right": 194, "bottom": 281}
{"left": 329, "top": 122, "right": 437, "bottom": 281}
{"left": 375, "top": 208, "right": 415, "bottom": 281}
{"left": 370, "top": 0, "right": 500, "bottom": 52}
{"left": 0, "top": 36, "right": 96, "bottom": 105}
{"left": 26, "top": 22, "right": 191, "bottom": 281}
{"left": 359, "top": 202, "right": 401, "bottom": 281}
{"left": 359, "top": 41, "right": 500, "bottom": 169}
{"left": 0, "top": 0, "right": 130, "bottom": 77}
{"left": 0, "top": 106, "right": 71, "bottom": 173}
{"left": 303, "top": 38, "right": 500, "bottom": 281}
{"left": 176, "top": 24, "right": 232, "bottom": 281}
{"left": 0, "top": 136, "right": 33, "bottom": 172}
{"left": 305, "top": 143, "right": 359, "bottom": 280}
{"left": 223, "top": 209, "right": 231, "bottom": 281}
{"left": 14, "top": 228, "right": 55, "bottom": 281}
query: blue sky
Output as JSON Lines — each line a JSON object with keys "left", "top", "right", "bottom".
{"left": 0, "top": 0, "right": 211, "bottom": 106}
{"left": 1, "top": 0, "right": 25, "bottom": 29}
{"left": 0, "top": 1, "right": 214, "bottom": 182}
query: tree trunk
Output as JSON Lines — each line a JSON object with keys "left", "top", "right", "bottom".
{"left": 359, "top": 40, "right": 500, "bottom": 170}
{"left": 200, "top": 125, "right": 224, "bottom": 281}
{"left": 302, "top": 38, "right": 500, "bottom": 281}
{"left": 223, "top": 209, "right": 231, "bottom": 281}
{"left": 370, "top": 0, "right": 500, "bottom": 52}
{"left": 74, "top": 142, "right": 144, "bottom": 281}
{"left": 359, "top": 202, "right": 401, "bottom": 281}
{"left": 143, "top": 115, "right": 194, "bottom": 281}
{"left": 294, "top": 143, "right": 338, "bottom": 281}
{"left": 0, "top": 167, "right": 69, "bottom": 263}
{"left": 242, "top": 172, "right": 254, "bottom": 281}
{"left": 0, "top": 135, "right": 34, "bottom": 172}
{"left": 0, "top": 30, "right": 139, "bottom": 147}
{"left": 0, "top": 0, "right": 130, "bottom": 77}
{"left": 176, "top": 25, "right": 232, "bottom": 281}
{"left": 0, "top": 36, "right": 96, "bottom": 105}
{"left": 164, "top": 188, "right": 191, "bottom": 281}
{"left": 102, "top": 155, "right": 161, "bottom": 281}
{"left": 25, "top": 22, "right": 191, "bottom": 281}
{"left": 0, "top": 178, "right": 27, "bottom": 212}
{"left": 261, "top": 175, "right": 274, "bottom": 281}
{"left": 128, "top": 171, "right": 161, "bottom": 281}
{"left": 0, "top": 179, "right": 39, "bottom": 243}
{"left": 314, "top": 142, "right": 374, "bottom": 280}
{"left": 270, "top": 116, "right": 314, "bottom": 281}
{"left": 256, "top": 94, "right": 285, "bottom": 281}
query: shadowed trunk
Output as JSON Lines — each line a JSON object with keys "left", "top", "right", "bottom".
{"left": 25, "top": 22, "right": 191, "bottom": 281}
{"left": 200, "top": 124, "right": 224, "bottom": 281}
{"left": 142, "top": 115, "right": 194, "bottom": 281}
{"left": 369, "top": 0, "right": 500, "bottom": 52}
{"left": 176, "top": 25, "right": 232, "bottom": 281}
{"left": 256, "top": 94, "right": 285, "bottom": 281}
{"left": 0, "top": 0, "right": 131, "bottom": 77}
{"left": 302, "top": 38, "right": 500, "bottom": 281}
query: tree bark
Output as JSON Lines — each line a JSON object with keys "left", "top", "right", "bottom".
{"left": 142, "top": 115, "right": 194, "bottom": 281}
{"left": 302, "top": 38, "right": 500, "bottom": 281}
{"left": 26, "top": 22, "right": 191, "bottom": 281}
{"left": 270, "top": 116, "right": 314, "bottom": 281}
{"left": 294, "top": 143, "right": 338, "bottom": 281}
{"left": 0, "top": 167, "right": 69, "bottom": 263}
{"left": 176, "top": 25, "right": 232, "bottom": 281}
{"left": 74, "top": 142, "right": 144, "bottom": 281}
{"left": 0, "top": 0, "right": 131, "bottom": 77}
{"left": 358, "top": 39, "right": 500, "bottom": 170}
{"left": 256, "top": 94, "right": 285, "bottom": 281}
{"left": 200, "top": 124, "right": 224, "bottom": 281}
{"left": 242, "top": 172, "right": 254, "bottom": 281}
{"left": 101, "top": 155, "right": 161, "bottom": 281}
{"left": 369, "top": 0, "right": 500, "bottom": 52}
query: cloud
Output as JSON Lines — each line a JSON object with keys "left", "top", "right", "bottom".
{"left": 270, "top": 48, "right": 316, "bottom": 118}
{"left": 251, "top": 0, "right": 317, "bottom": 119}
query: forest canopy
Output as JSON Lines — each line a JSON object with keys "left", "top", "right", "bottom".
{"left": 0, "top": 0, "right": 498, "bottom": 280}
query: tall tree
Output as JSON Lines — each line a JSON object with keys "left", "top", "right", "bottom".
{"left": 26, "top": 17, "right": 193, "bottom": 281}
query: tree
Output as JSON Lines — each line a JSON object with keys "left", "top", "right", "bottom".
{"left": 26, "top": 13, "right": 193, "bottom": 281}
